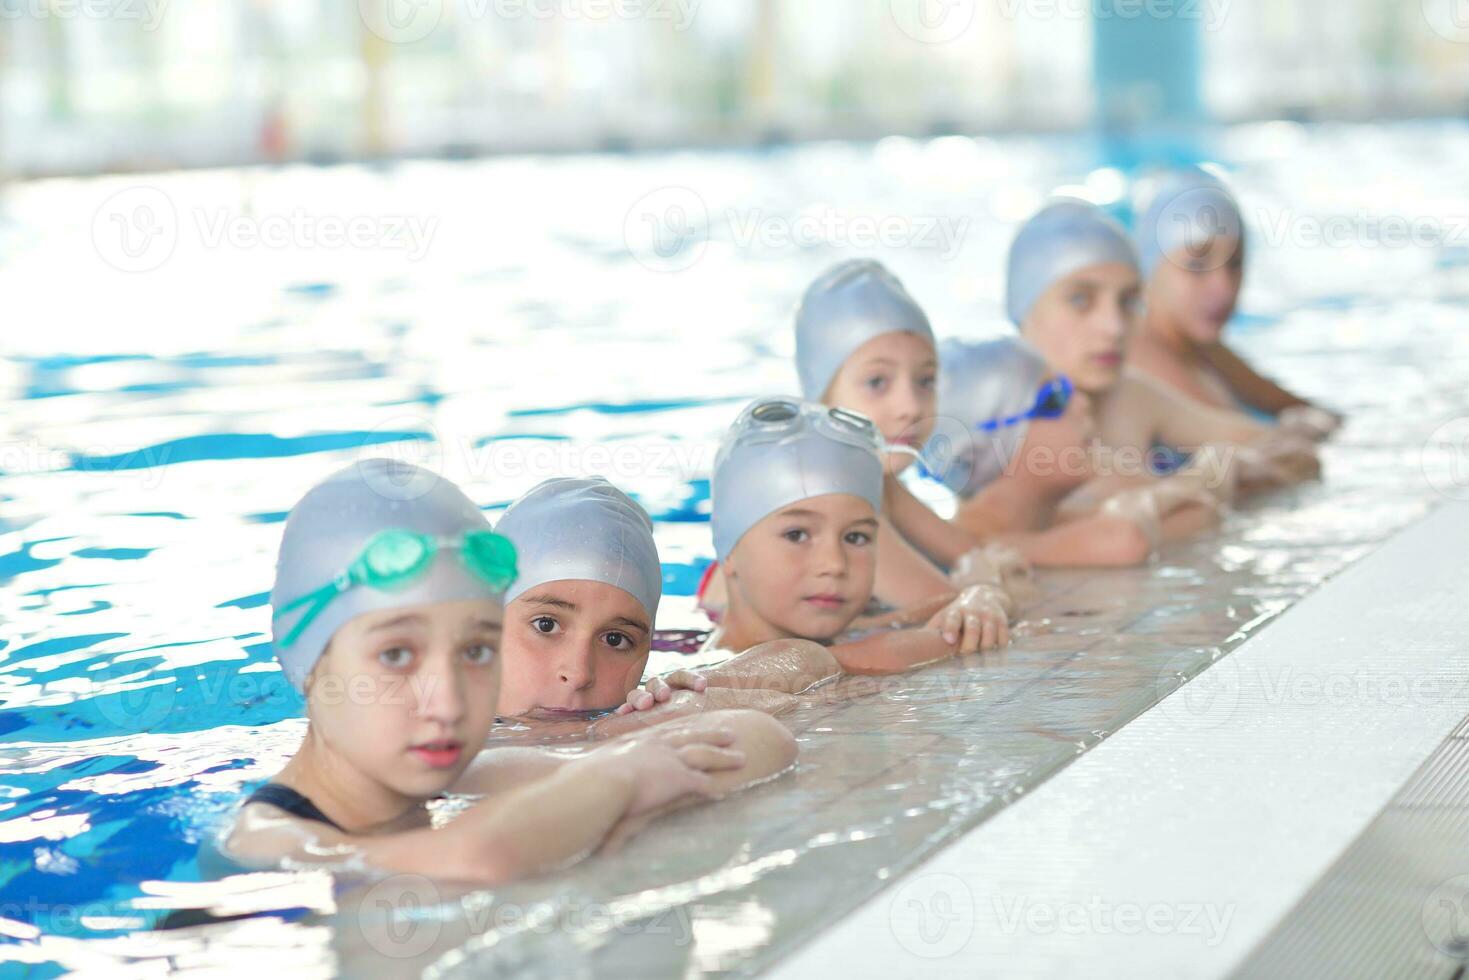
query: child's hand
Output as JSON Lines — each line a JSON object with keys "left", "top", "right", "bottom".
{"left": 1239, "top": 434, "right": 1321, "bottom": 486}
{"left": 1278, "top": 404, "right": 1341, "bottom": 442}
{"left": 598, "top": 725, "right": 746, "bottom": 816}
{"left": 926, "top": 585, "right": 1011, "bottom": 654}
{"left": 614, "top": 670, "right": 709, "bottom": 715}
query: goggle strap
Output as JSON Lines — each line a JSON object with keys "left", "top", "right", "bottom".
{"left": 274, "top": 581, "right": 343, "bottom": 649}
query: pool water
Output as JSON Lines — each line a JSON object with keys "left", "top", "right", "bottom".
{"left": 3, "top": 120, "right": 1469, "bottom": 976}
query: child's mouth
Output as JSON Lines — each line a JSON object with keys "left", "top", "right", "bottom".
{"left": 803, "top": 593, "right": 847, "bottom": 611}
{"left": 409, "top": 740, "right": 463, "bottom": 769}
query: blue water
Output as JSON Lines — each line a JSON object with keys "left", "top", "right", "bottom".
{"left": 3, "top": 120, "right": 1469, "bottom": 974}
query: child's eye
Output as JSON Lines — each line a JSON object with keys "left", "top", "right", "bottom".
{"left": 378, "top": 646, "right": 413, "bottom": 669}
{"left": 844, "top": 530, "right": 873, "bottom": 546}
{"left": 865, "top": 376, "right": 889, "bottom": 393}
{"left": 1067, "top": 291, "right": 1091, "bottom": 311}
{"left": 603, "top": 631, "right": 633, "bottom": 651}
{"left": 531, "top": 616, "right": 560, "bottom": 635}
{"left": 462, "top": 644, "right": 496, "bottom": 665}
{"left": 782, "top": 528, "right": 810, "bottom": 544}
{"left": 918, "top": 374, "right": 937, "bottom": 391}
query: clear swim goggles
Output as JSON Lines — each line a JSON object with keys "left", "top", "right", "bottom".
{"left": 274, "top": 529, "right": 518, "bottom": 648}
{"left": 743, "top": 398, "right": 885, "bottom": 452}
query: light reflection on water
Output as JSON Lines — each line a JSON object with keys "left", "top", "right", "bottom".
{"left": 3, "top": 121, "right": 1469, "bottom": 975}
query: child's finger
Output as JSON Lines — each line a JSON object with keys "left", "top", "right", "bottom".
{"left": 660, "top": 726, "right": 736, "bottom": 749}
{"left": 665, "top": 670, "right": 708, "bottom": 693}
{"left": 982, "top": 616, "right": 998, "bottom": 651}
{"left": 678, "top": 745, "right": 745, "bottom": 772}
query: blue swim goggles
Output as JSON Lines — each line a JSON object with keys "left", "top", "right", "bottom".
{"left": 975, "top": 375, "right": 1073, "bottom": 432}
{"left": 274, "top": 529, "right": 518, "bottom": 649}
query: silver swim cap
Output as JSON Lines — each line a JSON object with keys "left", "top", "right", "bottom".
{"left": 794, "top": 259, "right": 935, "bottom": 400}
{"left": 1006, "top": 198, "right": 1139, "bottom": 326}
{"left": 495, "top": 477, "right": 662, "bottom": 621}
{"left": 270, "top": 459, "right": 508, "bottom": 693}
{"left": 1134, "top": 167, "right": 1244, "bottom": 278}
{"left": 710, "top": 398, "right": 885, "bottom": 561}
{"left": 930, "top": 337, "right": 1052, "bottom": 498}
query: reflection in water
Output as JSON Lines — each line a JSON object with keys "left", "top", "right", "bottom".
{"left": 2, "top": 123, "right": 1467, "bottom": 975}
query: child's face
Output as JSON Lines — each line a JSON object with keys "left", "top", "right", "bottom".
{"left": 824, "top": 332, "right": 938, "bottom": 477}
{"left": 497, "top": 580, "right": 653, "bottom": 718}
{"left": 1022, "top": 262, "right": 1142, "bottom": 395}
{"left": 725, "top": 493, "right": 878, "bottom": 642}
{"left": 307, "top": 598, "right": 503, "bottom": 800}
{"left": 1148, "top": 235, "right": 1244, "bottom": 345}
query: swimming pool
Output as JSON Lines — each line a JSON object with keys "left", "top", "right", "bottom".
{"left": 2, "top": 119, "right": 1469, "bottom": 976}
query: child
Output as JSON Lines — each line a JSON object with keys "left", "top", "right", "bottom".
{"left": 1130, "top": 167, "right": 1342, "bottom": 437}
{"left": 221, "top": 459, "right": 796, "bottom": 881}
{"left": 1007, "top": 198, "right": 1320, "bottom": 508}
{"left": 688, "top": 398, "right": 997, "bottom": 696}
{"left": 796, "top": 260, "right": 1030, "bottom": 613}
{"left": 492, "top": 476, "right": 799, "bottom": 732}
{"left": 933, "top": 335, "right": 1216, "bottom": 566}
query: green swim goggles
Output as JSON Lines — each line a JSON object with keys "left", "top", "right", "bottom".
{"left": 274, "top": 528, "right": 518, "bottom": 649}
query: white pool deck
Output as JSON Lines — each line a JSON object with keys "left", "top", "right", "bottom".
{"left": 768, "top": 499, "right": 1469, "bottom": 979}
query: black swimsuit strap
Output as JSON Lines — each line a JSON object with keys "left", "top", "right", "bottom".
{"left": 244, "top": 783, "right": 345, "bottom": 832}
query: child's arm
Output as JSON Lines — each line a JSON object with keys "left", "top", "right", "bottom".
{"left": 958, "top": 503, "right": 1155, "bottom": 569}
{"left": 699, "top": 638, "right": 843, "bottom": 693}
{"left": 827, "top": 626, "right": 962, "bottom": 676}
{"left": 882, "top": 478, "right": 1030, "bottom": 601}
{"left": 872, "top": 513, "right": 965, "bottom": 608}
{"left": 1134, "top": 370, "right": 1271, "bottom": 450}
{"left": 594, "top": 710, "right": 799, "bottom": 854}
{"left": 225, "top": 729, "right": 743, "bottom": 883}
{"left": 1199, "top": 341, "right": 1334, "bottom": 420}
{"left": 591, "top": 687, "right": 799, "bottom": 738}
{"left": 882, "top": 475, "right": 982, "bottom": 567}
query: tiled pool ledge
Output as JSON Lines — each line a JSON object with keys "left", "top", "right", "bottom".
{"left": 768, "top": 499, "right": 1469, "bottom": 980}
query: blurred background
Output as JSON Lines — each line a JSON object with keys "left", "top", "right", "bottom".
{"left": 2, "top": 0, "right": 1467, "bottom": 177}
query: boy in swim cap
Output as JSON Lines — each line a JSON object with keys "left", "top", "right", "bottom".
{"left": 1008, "top": 198, "right": 1321, "bottom": 507}
{"left": 685, "top": 398, "right": 998, "bottom": 692}
{"left": 493, "top": 476, "right": 799, "bottom": 734}
{"left": 1128, "top": 167, "right": 1342, "bottom": 437}
{"left": 222, "top": 459, "right": 795, "bottom": 880}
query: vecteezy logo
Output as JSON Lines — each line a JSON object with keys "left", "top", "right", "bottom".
{"left": 1423, "top": 875, "right": 1469, "bottom": 957}
{"left": 1154, "top": 653, "right": 1242, "bottom": 730}
{"left": 890, "top": 0, "right": 976, "bottom": 44}
{"left": 359, "top": 874, "right": 444, "bottom": 958}
{"left": 92, "top": 186, "right": 179, "bottom": 273}
{"left": 357, "top": 416, "right": 445, "bottom": 501}
{"left": 889, "top": 872, "right": 974, "bottom": 958}
{"left": 1422, "top": 417, "right": 1469, "bottom": 501}
{"left": 1160, "top": 185, "right": 1243, "bottom": 273}
{"left": 622, "top": 186, "right": 710, "bottom": 273}
{"left": 358, "top": 0, "right": 444, "bottom": 44}
{"left": 1423, "top": 0, "right": 1469, "bottom": 42}
{"left": 907, "top": 414, "right": 978, "bottom": 506}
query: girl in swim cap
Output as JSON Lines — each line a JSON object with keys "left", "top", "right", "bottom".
{"left": 221, "top": 459, "right": 795, "bottom": 880}
{"left": 1008, "top": 197, "right": 1320, "bottom": 512}
{"left": 1129, "top": 167, "right": 1342, "bottom": 438}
